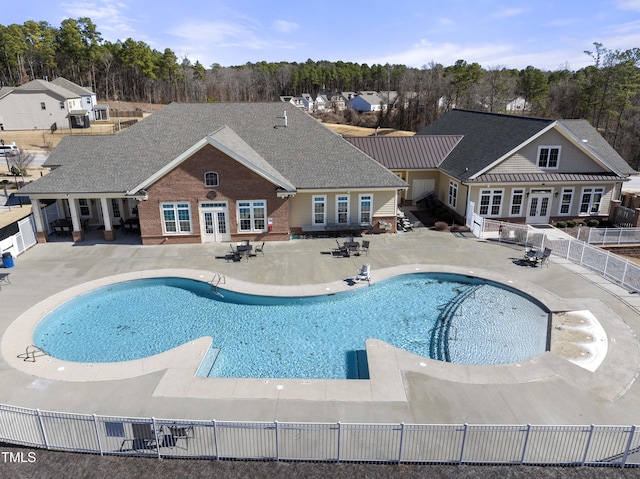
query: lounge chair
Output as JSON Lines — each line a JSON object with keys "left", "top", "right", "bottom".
{"left": 254, "top": 242, "right": 265, "bottom": 255}
{"left": 332, "top": 239, "right": 350, "bottom": 257}
{"left": 354, "top": 263, "right": 371, "bottom": 284}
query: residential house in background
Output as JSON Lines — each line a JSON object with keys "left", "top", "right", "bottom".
{"left": 18, "top": 103, "right": 407, "bottom": 245}
{"left": 505, "top": 97, "right": 531, "bottom": 113}
{"left": 347, "top": 109, "right": 635, "bottom": 226}
{"left": 0, "top": 77, "right": 108, "bottom": 130}
{"left": 348, "top": 91, "right": 387, "bottom": 112}
{"left": 300, "top": 93, "right": 314, "bottom": 110}
{"left": 50, "top": 77, "right": 109, "bottom": 121}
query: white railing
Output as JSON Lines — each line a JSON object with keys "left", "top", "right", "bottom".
{"left": 0, "top": 403, "right": 638, "bottom": 466}
{"left": 481, "top": 220, "right": 640, "bottom": 294}
{"left": 586, "top": 227, "right": 640, "bottom": 245}
{"left": 0, "top": 215, "right": 37, "bottom": 259}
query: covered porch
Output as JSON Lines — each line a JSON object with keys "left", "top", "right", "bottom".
{"left": 27, "top": 194, "right": 145, "bottom": 244}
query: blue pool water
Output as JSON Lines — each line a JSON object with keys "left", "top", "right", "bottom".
{"left": 33, "top": 274, "right": 550, "bottom": 379}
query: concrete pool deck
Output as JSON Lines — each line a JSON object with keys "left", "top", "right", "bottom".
{"left": 1, "top": 226, "right": 640, "bottom": 425}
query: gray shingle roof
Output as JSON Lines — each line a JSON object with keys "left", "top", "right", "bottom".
{"left": 21, "top": 102, "right": 406, "bottom": 195}
{"left": 50, "top": 77, "right": 94, "bottom": 96}
{"left": 344, "top": 136, "right": 462, "bottom": 169}
{"left": 558, "top": 119, "right": 635, "bottom": 175}
{"left": 416, "top": 109, "right": 636, "bottom": 180}
{"left": 16, "top": 79, "right": 79, "bottom": 99}
{"left": 417, "top": 109, "right": 554, "bottom": 181}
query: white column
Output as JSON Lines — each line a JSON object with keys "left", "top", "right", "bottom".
{"left": 101, "top": 198, "right": 112, "bottom": 231}
{"left": 30, "top": 199, "right": 44, "bottom": 232}
{"left": 68, "top": 198, "right": 81, "bottom": 231}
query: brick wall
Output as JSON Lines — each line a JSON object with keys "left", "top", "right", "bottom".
{"left": 138, "top": 145, "right": 290, "bottom": 245}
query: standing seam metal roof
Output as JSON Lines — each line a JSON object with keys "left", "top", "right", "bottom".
{"left": 344, "top": 136, "right": 463, "bottom": 169}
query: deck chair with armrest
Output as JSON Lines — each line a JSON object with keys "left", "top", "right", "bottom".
{"left": 120, "top": 422, "right": 157, "bottom": 451}
{"left": 359, "top": 240, "right": 370, "bottom": 256}
{"left": 354, "top": 263, "right": 371, "bottom": 285}
{"left": 539, "top": 247, "right": 552, "bottom": 268}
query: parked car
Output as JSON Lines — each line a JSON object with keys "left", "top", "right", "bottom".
{"left": 0, "top": 142, "right": 19, "bottom": 156}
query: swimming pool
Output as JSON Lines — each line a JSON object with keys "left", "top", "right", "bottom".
{"left": 33, "top": 273, "right": 550, "bottom": 379}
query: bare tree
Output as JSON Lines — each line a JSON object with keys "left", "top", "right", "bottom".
{"left": 9, "top": 150, "right": 35, "bottom": 176}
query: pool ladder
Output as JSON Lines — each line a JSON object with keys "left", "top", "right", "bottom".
{"left": 210, "top": 273, "right": 226, "bottom": 297}
{"left": 17, "top": 345, "right": 49, "bottom": 362}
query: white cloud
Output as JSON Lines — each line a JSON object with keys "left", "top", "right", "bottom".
{"left": 613, "top": 0, "right": 640, "bottom": 11}
{"left": 364, "top": 37, "right": 594, "bottom": 71}
{"left": 272, "top": 20, "right": 299, "bottom": 33}
{"left": 60, "top": 1, "right": 139, "bottom": 42}
{"left": 491, "top": 7, "right": 527, "bottom": 18}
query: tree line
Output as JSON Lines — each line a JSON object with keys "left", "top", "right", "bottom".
{"left": 1, "top": 18, "right": 639, "bottom": 166}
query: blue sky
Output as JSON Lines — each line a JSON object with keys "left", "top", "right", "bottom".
{"left": 4, "top": 0, "right": 640, "bottom": 70}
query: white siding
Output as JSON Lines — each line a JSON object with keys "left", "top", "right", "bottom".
{"left": 0, "top": 92, "right": 70, "bottom": 130}
{"left": 489, "top": 129, "right": 609, "bottom": 175}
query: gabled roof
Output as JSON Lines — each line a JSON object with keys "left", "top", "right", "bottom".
{"left": 416, "top": 109, "right": 635, "bottom": 181}
{"left": 557, "top": 119, "right": 635, "bottom": 175}
{"left": 417, "top": 109, "right": 554, "bottom": 181}
{"left": 344, "top": 136, "right": 462, "bottom": 169}
{"left": 0, "top": 86, "right": 13, "bottom": 99}
{"left": 21, "top": 102, "right": 406, "bottom": 195}
{"left": 14, "top": 79, "right": 79, "bottom": 99}
{"left": 50, "top": 77, "right": 94, "bottom": 96}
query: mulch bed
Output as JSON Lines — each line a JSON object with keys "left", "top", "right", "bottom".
{"left": 1, "top": 443, "right": 637, "bottom": 479}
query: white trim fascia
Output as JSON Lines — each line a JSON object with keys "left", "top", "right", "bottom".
{"left": 554, "top": 122, "right": 624, "bottom": 177}
{"left": 469, "top": 122, "right": 558, "bottom": 179}
{"left": 127, "top": 130, "right": 296, "bottom": 196}
{"left": 296, "top": 186, "right": 408, "bottom": 194}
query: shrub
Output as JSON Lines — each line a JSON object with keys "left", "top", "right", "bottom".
{"left": 566, "top": 220, "right": 577, "bottom": 228}
{"left": 555, "top": 221, "right": 567, "bottom": 228}
{"left": 587, "top": 219, "right": 600, "bottom": 227}
{"left": 433, "top": 221, "right": 450, "bottom": 231}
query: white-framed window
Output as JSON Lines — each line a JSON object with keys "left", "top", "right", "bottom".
{"left": 40, "top": 102, "right": 46, "bottom": 110}
{"left": 509, "top": 189, "right": 525, "bottom": 216}
{"left": 537, "top": 146, "right": 561, "bottom": 169}
{"left": 579, "top": 187, "right": 604, "bottom": 215}
{"left": 59, "top": 101, "right": 65, "bottom": 109}
{"left": 78, "top": 198, "right": 91, "bottom": 217}
{"left": 448, "top": 181, "right": 458, "bottom": 208}
{"left": 204, "top": 171, "right": 219, "bottom": 187}
{"left": 478, "top": 189, "right": 504, "bottom": 217}
{"left": 238, "top": 200, "right": 266, "bottom": 232}
{"left": 359, "top": 194, "right": 373, "bottom": 224}
{"left": 111, "top": 199, "right": 121, "bottom": 218}
{"left": 312, "top": 195, "right": 326, "bottom": 225}
{"left": 558, "top": 188, "right": 574, "bottom": 215}
{"left": 336, "top": 195, "right": 349, "bottom": 224}
{"left": 85, "top": 97, "right": 91, "bottom": 105}
{"left": 161, "top": 202, "right": 192, "bottom": 234}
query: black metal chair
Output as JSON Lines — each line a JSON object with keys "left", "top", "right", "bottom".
{"left": 254, "top": 242, "right": 265, "bottom": 255}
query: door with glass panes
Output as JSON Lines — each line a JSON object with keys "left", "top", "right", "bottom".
{"left": 199, "top": 202, "right": 230, "bottom": 242}
{"left": 526, "top": 189, "right": 552, "bottom": 224}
